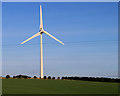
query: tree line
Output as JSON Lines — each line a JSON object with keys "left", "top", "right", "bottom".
{"left": 5, "top": 75, "right": 120, "bottom": 83}
{"left": 61, "top": 76, "right": 120, "bottom": 83}
{"left": 5, "top": 75, "right": 58, "bottom": 80}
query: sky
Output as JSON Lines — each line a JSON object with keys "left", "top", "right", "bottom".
{"left": 2, "top": 2, "right": 118, "bottom": 78}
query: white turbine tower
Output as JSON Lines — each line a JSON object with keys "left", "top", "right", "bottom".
{"left": 20, "top": 5, "right": 64, "bottom": 78}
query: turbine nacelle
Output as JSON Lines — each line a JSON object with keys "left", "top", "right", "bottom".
{"left": 40, "top": 25, "right": 43, "bottom": 30}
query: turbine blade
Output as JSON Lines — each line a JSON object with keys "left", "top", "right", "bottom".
{"left": 21, "top": 32, "right": 40, "bottom": 44}
{"left": 40, "top": 5, "right": 43, "bottom": 30}
{"left": 43, "top": 31, "right": 64, "bottom": 45}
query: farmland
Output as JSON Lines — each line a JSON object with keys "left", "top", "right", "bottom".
{"left": 2, "top": 79, "right": 118, "bottom": 94}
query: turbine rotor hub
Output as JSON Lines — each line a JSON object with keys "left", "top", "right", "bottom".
{"left": 40, "top": 30, "right": 44, "bottom": 34}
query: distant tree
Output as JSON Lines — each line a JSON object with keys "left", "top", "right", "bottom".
{"left": 12, "top": 75, "right": 31, "bottom": 79}
{"left": 64, "top": 77, "right": 67, "bottom": 79}
{"left": 52, "top": 77, "right": 55, "bottom": 80}
{"left": 13, "top": 76, "right": 16, "bottom": 79}
{"left": 6, "top": 75, "right": 10, "bottom": 79}
{"left": 58, "top": 77, "right": 60, "bottom": 79}
{"left": 33, "top": 76, "right": 37, "bottom": 79}
{"left": 48, "top": 76, "right": 51, "bottom": 79}
{"left": 61, "top": 77, "right": 64, "bottom": 80}
{"left": 22, "top": 75, "right": 28, "bottom": 79}
{"left": 28, "top": 76, "right": 31, "bottom": 79}
{"left": 44, "top": 76, "right": 46, "bottom": 79}
{"left": 18, "top": 75, "right": 22, "bottom": 79}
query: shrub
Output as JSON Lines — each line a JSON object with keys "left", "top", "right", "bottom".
{"left": 44, "top": 76, "right": 47, "bottom": 79}
{"left": 58, "top": 77, "right": 60, "bottom": 79}
{"left": 48, "top": 76, "right": 51, "bottom": 79}
{"left": 33, "top": 76, "right": 37, "bottom": 79}
{"left": 52, "top": 77, "right": 55, "bottom": 80}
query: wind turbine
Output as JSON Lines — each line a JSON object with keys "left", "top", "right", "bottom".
{"left": 20, "top": 5, "right": 64, "bottom": 78}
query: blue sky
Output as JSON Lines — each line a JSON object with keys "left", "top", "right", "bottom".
{"left": 2, "top": 2, "right": 118, "bottom": 78}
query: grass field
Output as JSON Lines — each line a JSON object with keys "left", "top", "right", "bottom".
{"left": 2, "top": 79, "right": 118, "bottom": 94}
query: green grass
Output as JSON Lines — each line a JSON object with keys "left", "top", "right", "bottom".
{"left": 2, "top": 79, "right": 118, "bottom": 94}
